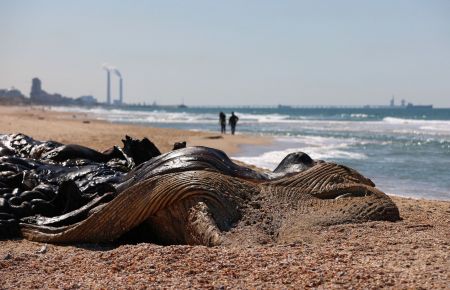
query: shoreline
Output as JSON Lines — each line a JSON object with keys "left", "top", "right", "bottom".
{"left": 0, "top": 105, "right": 449, "bottom": 288}
{"left": 0, "top": 105, "right": 272, "bottom": 155}
{"left": 1, "top": 105, "right": 448, "bottom": 201}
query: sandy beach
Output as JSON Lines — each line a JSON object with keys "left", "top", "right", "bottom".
{"left": 0, "top": 105, "right": 449, "bottom": 289}
{"left": 0, "top": 106, "right": 269, "bottom": 155}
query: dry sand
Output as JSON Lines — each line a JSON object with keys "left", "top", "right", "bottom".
{"left": 0, "top": 106, "right": 269, "bottom": 155}
{"left": 0, "top": 105, "right": 449, "bottom": 289}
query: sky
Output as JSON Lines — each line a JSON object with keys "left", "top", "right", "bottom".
{"left": 1, "top": 0, "right": 450, "bottom": 107}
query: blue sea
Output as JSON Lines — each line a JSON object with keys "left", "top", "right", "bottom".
{"left": 53, "top": 106, "right": 450, "bottom": 201}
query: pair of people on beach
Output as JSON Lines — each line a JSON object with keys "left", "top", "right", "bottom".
{"left": 219, "top": 112, "right": 239, "bottom": 135}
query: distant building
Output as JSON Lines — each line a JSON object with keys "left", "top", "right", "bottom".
{"left": 30, "top": 78, "right": 42, "bottom": 100}
{"left": 0, "top": 87, "right": 27, "bottom": 104}
{"left": 76, "top": 95, "right": 97, "bottom": 106}
{"left": 0, "top": 88, "right": 25, "bottom": 98}
{"left": 3, "top": 78, "right": 100, "bottom": 107}
{"left": 30, "top": 77, "right": 69, "bottom": 104}
{"left": 390, "top": 96, "right": 395, "bottom": 107}
{"left": 30, "top": 77, "right": 98, "bottom": 106}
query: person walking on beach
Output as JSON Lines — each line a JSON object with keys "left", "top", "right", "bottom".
{"left": 229, "top": 112, "right": 239, "bottom": 135}
{"left": 219, "top": 112, "right": 226, "bottom": 134}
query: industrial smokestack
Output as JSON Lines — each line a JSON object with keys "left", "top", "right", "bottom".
{"left": 102, "top": 64, "right": 111, "bottom": 105}
{"left": 107, "top": 70, "right": 111, "bottom": 105}
{"left": 119, "top": 77, "right": 123, "bottom": 105}
{"left": 113, "top": 69, "right": 123, "bottom": 105}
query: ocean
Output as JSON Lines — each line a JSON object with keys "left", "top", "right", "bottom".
{"left": 53, "top": 106, "right": 450, "bottom": 201}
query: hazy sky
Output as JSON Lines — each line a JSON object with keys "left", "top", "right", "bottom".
{"left": 1, "top": 0, "right": 449, "bottom": 107}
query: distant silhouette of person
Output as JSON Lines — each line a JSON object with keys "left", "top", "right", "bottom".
{"left": 229, "top": 112, "right": 239, "bottom": 135}
{"left": 219, "top": 112, "right": 226, "bottom": 134}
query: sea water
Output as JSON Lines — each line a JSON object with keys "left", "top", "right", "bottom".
{"left": 53, "top": 106, "right": 450, "bottom": 201}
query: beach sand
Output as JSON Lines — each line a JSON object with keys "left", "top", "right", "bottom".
{"left": 0, "top": 106, "right": 269, "bottom": 155}
{"left": 0, "top": 106, "right": 449, "bottom": 289}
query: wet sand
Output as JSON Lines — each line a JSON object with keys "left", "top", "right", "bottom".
{"left": 0, "top": 105, "right": 449, "bottom": 289}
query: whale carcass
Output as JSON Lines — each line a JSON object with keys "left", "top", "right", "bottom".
{"left": 0, "top": 133, "right": 400, "bottom": 246}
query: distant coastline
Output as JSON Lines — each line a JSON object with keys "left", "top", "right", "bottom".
{"left": 0, "top": 77, "right": 443, "bottom": 109}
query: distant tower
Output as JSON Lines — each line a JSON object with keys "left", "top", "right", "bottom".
{"left": 30, "top": 78, "right": 42, "bottom": 100}
{"left": 112, "top": 69, "right": 123, "bottom": 105}
{"left": 119, "top": 77, "right": 123, "bottom": 105}
{"left": 102, "top": 67, "right": 111, "bottom": 105}
{"left": 106, "top": 70, "right": 111, "bottom": 105}
{"left": 401, "top": 99, "right": 406, "bottom": 107}
{"left": 390, "top": 95, "right": 395, "bottom": 107}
